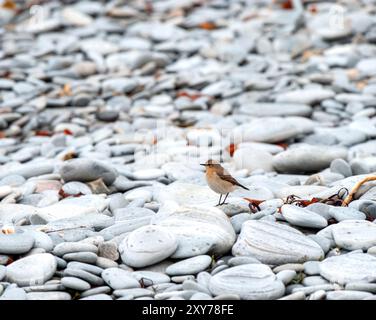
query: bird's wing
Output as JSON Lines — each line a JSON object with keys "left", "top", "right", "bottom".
{"left": 216, "top": 171, "right": 249, "bottom": 190}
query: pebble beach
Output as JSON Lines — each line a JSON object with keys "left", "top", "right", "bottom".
{"left": 0, "top": 0, "right": 376, "bottom": 301}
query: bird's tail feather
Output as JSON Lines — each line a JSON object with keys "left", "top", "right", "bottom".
{"left": 237, "top": 182, "right": 249, "bottom": 190}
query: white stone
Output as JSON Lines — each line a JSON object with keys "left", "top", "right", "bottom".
{"left": 233, "top": 148, "right": 273, "bottom": 172}
{"left": 273, "top": 145, "right": 348, "bottom": 173}
{"left": 209, "top": 264, "right": 285, "bottom": 300}
{"left": 152, "top": 203, "right": 236, "bottom": 258}
{"left": 6, "top": 253, "right": 57, "bottom": 287}
{"left": 319, "top": 253, "right": 376, "bottom": 285}
{"left": 332, "top": 220, "right": 376, "bottom": 251}
{"left": 166, "top": 255, "right": 212, "bottom": 276}
{"left": 119, "top": 225, "right": 177, "bottom": 268}
{"left": 276, "top": 88, "right": 335, "bottom": 105}
{"left": 281, "top": 205, "right": 328, "bottom": 229}
{"left": 239, "top": 103, "right": 312, "bottom": 117}
{"left": 232, "top": 220, "right": 324, "bottom": 264}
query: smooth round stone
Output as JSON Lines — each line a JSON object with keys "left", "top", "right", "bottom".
{"left": 211, "top": 265, "right": 229, "bottom": 275}
{"left": 308, "top": 290, "right": 326, "bottom": 300}
{"left": 273, "top": 264, "right": 305, "bottom": 273}
{"left": 0, "top": 204, "right": 39, "bottom": 225}
{"left": 208, "top": 264, "right": 285, "bottom": 300}
{"left": 232, "top": 220, "right": 324, "bottom": 265}
{"left": 59, "top": 159, "right": 117, "bottom": 185}
{"left": 80, "top": 294, "right": 113, "bottom": 300}
{"left": 281, "top": 205, "right": 328, "bottom": 229}
{"left": 351, "top": 161, "right": 370, "bottom": 175}
{"left": 53, "top": 242, "right": 98, "bottom": 256}
{"left": 276, "top": 88, "right": 335, "bottom": 105}
{"left": 102, "top": 78, "right": 138, "bottom": 93}
{"left": 349, "top": 200, "right": 376, "bottom": 220}
{"left": 233, "top": 148, "right": 273, "bottom": 172}
{"left": 96, "top": 110, "right": 119, "bottom": 122}
{"left": 228, "top": 256, "right": 261, "bottom": 267}
{"left": 114, "top": 207, "right": 155, "bottom": 223}
{"left": 113, "top": 288, "right": 154, "bottom": 298}
{"left": 304, "top": 261, "right": 321, "bottom": 275}
{"left": 154, "top": 290, "right": 196, "bottom": 300}
{"left": 63, "top": 252, "right": 98, "bottom": 264}
{"left": 6, "top": 253, "right": 57, "bottom": 287}
{"left": 345, "top": 282, "right": 376, "bottom": 293}
{"left": 27, "top": 230, "right": 54, "bottom": 252}
{"left": 100, "top": 218, "right": 150, "bottom": 241}
{"left": 124, "top": 188, "right": 152, "bottom": 202}
{"left": 132, "top": 271, "right": 170, "bottom": 285}
{"left": 96, "top": 257, "right": 118, "bottom": 269}
{"left": 368, "top": 247, "right": 376, "bottom": 256}
{"left": 237, "top": 142, "right": 284, "bottom": 155}
{"left": 63, "top": 268, "right": 104, "bottom": 286}
{"left": 101, "top": 268, "right": 140, "bottom": 290}
{"left": 0, "top": 163, "right": 54, "bottom": 180}
{"left": 0, "top": 232, "right": 35, "bottom": 255}
{"left": 26, "top": 292, "right": 71, "bottom": 300}
{"left": 273, "top": 145, "right": 348, "bottom": 173}
{"left": 171, "top": 276, "right": 193, "bottom": 284}
{"left": 357, "top": 58, "right": 376, "bottom": 77}
{"left": 328, "top": 207, "right": 366, "bottom": 222}
{"left": 330, "top": 159, "right": 352, "bottom": 177}
{"left": 239, "top": 103, "right": 312, "bottom": 117}
{"left": 166, "top": 255, "right": 212, "bottom": 276}
{"left": 0, "top": 175, "right": 26, "bottom": 187}
{"left": 132, "top": 169, "right": 165, "bottom": 180}
{"left": 119, "top": 225, "right": 177, "bottom": 268}
{"left": 326, "top": 290, "right": 373, "bottom": 300}
{"left": 22, "top": 283, "right": 65, "bottom": 292}
{"left": 62, "top": 182, "right": 92, "bottom": 196}
{"left": 232, "top": 117, "right": 313, "bottom": 144}
{"left": 216, "top": 202, "right": 250, "bottom": 217}
{"left": 32, "top": 200, "right": 107, "bottom": 224}
{"left": 67, "top": 262, "right": 104, "bottom": 276}
{"left": 319, "top": 253, "right": 376, "bottom": 285}
{"left": 276, "top": 270, "right": 296, "bottom": 285}
{"left": 80, "top": 286, "right": 111, "bottom": 298}
{"left": 55, "top": 256, "right": 67, "bottom": 269}
{"left": 155, "top": 182, "right": 219, "bottom": 206}
{"left": 152, "top": 204, "right": 236, "bottom": 259}
{"left": 61, "top": 277, "right": 91, "bottom": 291}
{"left": 0, "top": 286, "right": 27, "bottom": 300}
{"left": 302, "top": 276, "right": 328, "bottom": 286}
{"left": 332, "top": 220, "right": 376, "bottom": 250}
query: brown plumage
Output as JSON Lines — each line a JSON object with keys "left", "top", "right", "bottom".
{"left": 201, "top": 159, "right": 249, "bottom": 206}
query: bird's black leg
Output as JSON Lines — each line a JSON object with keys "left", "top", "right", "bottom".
{"left": 216, "top": 194, "right": 222, "bottom": 206}
{"left": 221, "top": 193, "right": 229, "bottom": 205}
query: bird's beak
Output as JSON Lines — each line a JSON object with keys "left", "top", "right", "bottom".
{"left": 200, "top": 163, "right": 206, "bottom": 166}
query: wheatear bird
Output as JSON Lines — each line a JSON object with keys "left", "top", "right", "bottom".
{"left": 201, "top": 159, "right": 249, "bottom": 206}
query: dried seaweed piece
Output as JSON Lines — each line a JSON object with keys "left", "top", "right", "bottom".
{"left": 342, "top": 176, "right": 376, "bottom": 207}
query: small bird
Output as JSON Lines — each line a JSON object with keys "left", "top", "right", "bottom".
{"left": 201, "top": 159, "right": 249, "bottom": 206}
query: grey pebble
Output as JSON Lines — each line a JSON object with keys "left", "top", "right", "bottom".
{"left": 62, "top": 252, "right": 98, "bottom": 264}
{"left": 276, "top": 270, "right": 297, "bottom": 285}
{"left": 80, "top": 286, "right": 112, "bottom": 298}
{"left": 63, "top": 268, "right": 104, "bottom": 286}
{"left": 61, "top": 276, "right": 91, "bottom": 291}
